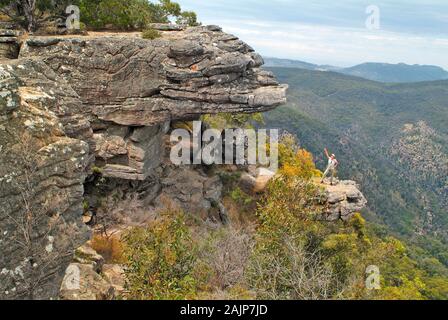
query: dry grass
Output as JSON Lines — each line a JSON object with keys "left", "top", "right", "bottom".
{"left": 222, "top": 196, "right": 258, "bottom": 228}
{"left": 91, "top": 234, "right": 126, "bottom": 264}
{"left": 200, "top": 226, "right": 255, "bottom": 290}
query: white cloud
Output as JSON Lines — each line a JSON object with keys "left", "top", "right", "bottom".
{"left": 178, "top": 0, "right": 448, "bottom": 69}
{"left": 214, "top": 19, "right": 448, "bottom": 69}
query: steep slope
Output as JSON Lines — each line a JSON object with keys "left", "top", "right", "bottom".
{"left": 263, "top": 67, "right": 448, "bottom": 262}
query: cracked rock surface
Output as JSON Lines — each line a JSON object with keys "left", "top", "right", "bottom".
{"left": 320, "top": 180, "right": 368, "bottom": 221}
{"left": 0, "top": 26, "right": 286, "bottom": 299}
{"left": 17, "top": 25, "right": 287, "bottom": 180}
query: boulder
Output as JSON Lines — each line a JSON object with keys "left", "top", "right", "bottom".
{"left": 60, "top": 263, "right": 114, "bottom": 300}
{"left": 102, "top": 264, "right": 126, "bottom": 294}
{"left": 239, "top": 167, "right": 276, "bottom": 194}
{"left": 74, "top": 245, "right": 105, "bottom": 273}
{"left": 319, "top": 180, "right": 367, "bottom": 221}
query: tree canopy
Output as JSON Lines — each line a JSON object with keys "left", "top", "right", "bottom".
{"left": 0, "top": 0, "right": 198, "bottom": 32}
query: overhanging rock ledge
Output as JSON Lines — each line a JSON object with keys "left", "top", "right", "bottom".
{"left": 0, "top": 25, "right": 287, "bottom": 299}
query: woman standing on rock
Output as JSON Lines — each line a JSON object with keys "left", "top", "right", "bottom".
{"left": 321, "top": 148, "right": 339, "bottom": 185}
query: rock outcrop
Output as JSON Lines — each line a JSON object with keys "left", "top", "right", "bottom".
{"left": 239, "top": 167, "right": 277, "bottom": 194}
{"left": 18, "top": 26, "right": 286, "bottom": 180}
{"left": 319, "top": 180, "right": 367, "bottom": 221}
{"left": 0, "top": 29, "right": 21, "bottom": 59}
{"left": 0, "top": 26, "right": 287, "bottom": 299}
{"left": 60, "top": 244, "right": 125, "bottom": 300}
{"left": 0, "top": 60, "right": 90, "bottom": 299}
{"left": 60, "top": 263, "right": 115, "bottom": 300}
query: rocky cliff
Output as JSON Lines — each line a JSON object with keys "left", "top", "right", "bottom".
{"left": 0, "top": 25, "right": 286, "bottom": 299}
{"left": 0, "top": 25, "right": 367, "bottom": 300}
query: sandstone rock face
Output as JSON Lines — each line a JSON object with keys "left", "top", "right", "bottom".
{"left": 0, "top": 61, "right": 90, "bottom": 299}
{"left": 17, "top": 26, "right": 286, "bottom": 180}
{"left": 320, "top": 181, "right": 367, "bottom": 221}
{"left": 0, "top": 26, "right": 286, "bottom": 299}
{"left": 102, "top": 264, "right": 126, "bottom": 295}
{"left": 60, "top": 244, "right": 124, "bottom": 300}
{"left": 155, "top": 166, "right": 223, "bottom": 219}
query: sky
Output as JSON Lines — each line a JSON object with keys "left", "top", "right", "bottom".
{"left": 176, "top": 0, "right": 448, "bottom": 69}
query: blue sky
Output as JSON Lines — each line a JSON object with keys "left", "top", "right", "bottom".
{"left": 177, "top": 0, "right": 448, "bottom": 69}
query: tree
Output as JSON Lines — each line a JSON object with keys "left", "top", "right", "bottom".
{"left": 20, "top": 0, "right": 36, "bottom": 31}
{"left": 78, "top": 0, "right": 198, "bottom": 30}
{"left": 0, "top": 0, "right": 36, "bottom": 31}
{"left": 177, "top": 10, "right": 199, "bottom": 27}
{"left": 0, "top": 0, "right": 199, "bottom": 32}
{"left": 0, "top": 0, "right": 74, "bottom": 31}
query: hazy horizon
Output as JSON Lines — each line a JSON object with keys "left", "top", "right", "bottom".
{"left": 262, "top": 56, "right": 448, "bottom": 71}
{"left": 177, "top": 0, "right": 448, "bottom": 70}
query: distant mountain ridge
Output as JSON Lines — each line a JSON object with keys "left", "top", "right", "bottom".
{"left": 263, "top": 57, "right": 448, "bottom": 83}
{"left": 263, "top": 57, "right": 341, "bottom": 72}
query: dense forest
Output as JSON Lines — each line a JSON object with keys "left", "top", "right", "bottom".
{"left": 91, "top": 135, "right": 448, "bottom": 300}
{"left": 263, "top": 67, "right": 448, "bottom": 283}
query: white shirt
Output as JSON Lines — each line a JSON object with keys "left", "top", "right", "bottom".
{"left": 328, "top": 158, "right": 338, "bottom": 168}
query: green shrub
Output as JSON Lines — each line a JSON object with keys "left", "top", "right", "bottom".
{"left": 230, "top": 187, "right": 253, "bottom": 206}
{"left": 91, "top": 166, "right": 103, "bottom": 174}
{"left": 142, "top": 28, "right": 161, "bottom": 40}
{"left": 123, "top": 210, "right": 201, "bottom": 300}
{"left": 78, "top": 0, "right": 199, "bottom": 31}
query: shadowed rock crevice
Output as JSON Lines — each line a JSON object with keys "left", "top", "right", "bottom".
{"left": 0, "top": 30, "right": 22, "bottom": 59}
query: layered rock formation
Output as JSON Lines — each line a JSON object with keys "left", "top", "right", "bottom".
{"left": 18, "top": 26, "right": 286, "bottom": 179}
{"left": 0, "top": 60, "right": 90, "bottom": 299}
{"left": 0, "top": 25, "right": 286, "bottom": 299}
{"left": 0, "top": 29, "right": 21, "bottom": 59}
{"left": 320, "top": 180, "right": 367, "bottom": 221}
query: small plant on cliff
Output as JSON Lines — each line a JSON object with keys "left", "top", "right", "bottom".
{"left": 91, "top": 234, "right": 125, "bottom": 264}
{"left": 142, "top": 27, "right": 161, "bottom": 39}
{"left": 91, "top": 166, "right": 103, "bottom": 174}
{"left": 202, "top": 113, "right": 264, "bottom": 130}
{"left": 277, "top": 134, "right": 322, "bottom": 179}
